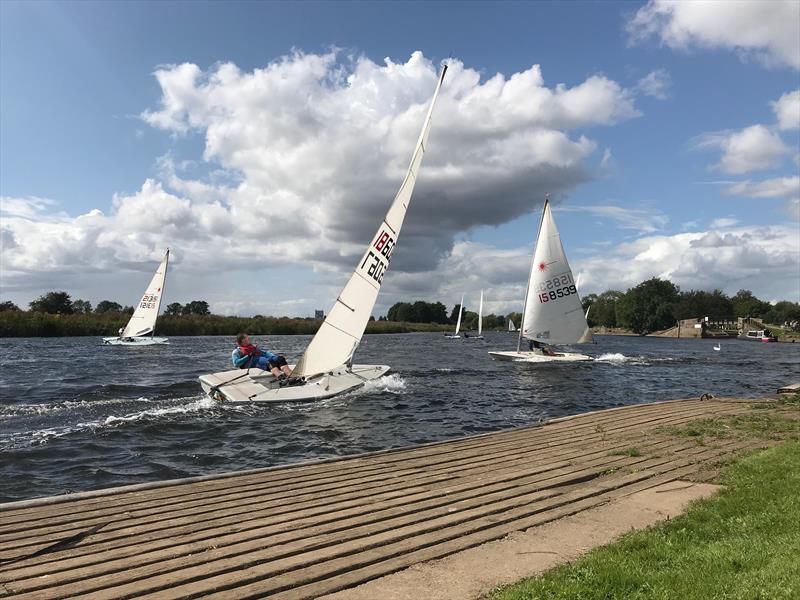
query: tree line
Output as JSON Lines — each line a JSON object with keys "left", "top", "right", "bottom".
{"left": 1, "top": 280, "right": 798, "bottom": 337}
{"left": 581, "top": 279, "right": 800, "bottom": 334}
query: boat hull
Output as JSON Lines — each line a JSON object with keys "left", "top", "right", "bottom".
{"left": 488, "top": 350, "right": 592, "bottom": 363}
{"left": 199, "top": 364, "right": 391, "bottom": 403}
{"left": 102, "top": 337, "right": 169, "bottom": 346}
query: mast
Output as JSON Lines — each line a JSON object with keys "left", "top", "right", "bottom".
{"left": 517, "top": 196, "right": 549, "bottom": 352}
{"left": 478, "top": 289, "right": 483, "bottom": 336}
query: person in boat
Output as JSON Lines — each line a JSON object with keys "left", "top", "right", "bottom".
{"left": 232, "top": 333, "right": 292, "bottom": 379}
{"left": 529, "top": 339, "right": 556, "bottom": 356}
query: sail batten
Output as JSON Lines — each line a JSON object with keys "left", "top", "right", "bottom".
{"left": 520, "top": 201, "right": 591, "bottom": 345}
{"left": 292, "top": 65, "right": 448, "bottom": 378}
{"left": 120, "top": 249, "right": 169, "bottom": 339}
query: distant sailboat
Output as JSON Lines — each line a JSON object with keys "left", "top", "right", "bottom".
{"left": 103, "top": 249, "right": 170, "bottom": 346}
{"left": 488, "top": 198, "right": 592, "bottom": 363}
{"left": 473, "top": 289, "right": 484, "bottom": 339}
{"left": 445, "top": 293, "right": 464, "bottom": 339}
{"left": 508, "top": 319, "right": 517, "bottom": 332}
{"left": 200, "top": 65, "right": 448, "bottom": 402}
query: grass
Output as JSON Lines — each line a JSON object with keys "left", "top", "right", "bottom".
{"left": 490, "top": 440, "right": 800, "bottom": 600}
{"left": 609, "top": 447, "right": 643, "bottom": 457}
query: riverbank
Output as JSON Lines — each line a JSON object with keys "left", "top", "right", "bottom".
{"left": 2, "top": 394, "right": 796, "bottom": 598}
{"left": 490, "top": 393, "right": 800, "bottom": 600}
{"left": 0, "top": 312, "right": 456, "bottom": 337}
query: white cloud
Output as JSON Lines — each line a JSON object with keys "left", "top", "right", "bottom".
{"left": 574, "top": 225, "right": 799, "bottom": 301}
{"left": 2, "top": 51, "right": 644, "bottom": 308}
{"left": 772, "top": 89, "right": 800, "bottom": 130}
{"left": 380, "top": 221, "right": 800, "bottom": 316}
{"left": 556, "top": 204, "right": 669, "bottom": 233}
{"left": 710, "top": 217, "right": 738, "bottom": 228}
{"left": 635, "top": 68, "right": 672, "bottom": 99}
{"left": 725, "top": 176, "right": 800, "bottom": 199}
{"left": 695, "top": 125, "right": 790, "bottom": 174}
{"left": 627, "top": 0, "right": 800, "bottom": 70}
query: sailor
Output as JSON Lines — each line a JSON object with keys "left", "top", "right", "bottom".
{"left": 232, "top": 333, "right": 292, "bottom": 380}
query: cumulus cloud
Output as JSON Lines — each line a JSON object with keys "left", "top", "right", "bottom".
{"left": 2, "top": 51, "right": 644, "bottom": 308}
{"left": 380, "top": 220, "right": 800, "bottom": 316}
{"left": 772, "top": 89, "right": 800, "bottom": 130}
{"left": 709, "top": 217, "right": 738, "bottom": 228}
{"left": 635, "top": 68, "right": 672, "bottom": 99}
{"left": 694, "top": 125, "right": 790, "bottom": 174}
{"left": 627, "top": 0, "right": 800, "bottom": 69}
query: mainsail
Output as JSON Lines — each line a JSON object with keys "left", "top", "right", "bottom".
{"left": 508, "top": 319, "right": 516, "bottom": 332}
{"left": 121, "top": 249, "right": 170, "bottom": 338}
{"left": 454, "top": 293, "right": 464, "bottom": 336}
{"left": 477, "top": 289, "right": 483, "bottom": 336}
{"left": 292, "top": 65, "right": 448, "bottom": 378}
{"left": 520, "top": 200, "right": 591, "bottom": 346}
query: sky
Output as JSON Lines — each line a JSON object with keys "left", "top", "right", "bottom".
{"left": 1, "top": 0, "right": 799, "bottom": 318}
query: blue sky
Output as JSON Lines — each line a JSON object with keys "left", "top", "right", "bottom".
{"left": 1, "top": 0, "right": 798, "bottom": 316}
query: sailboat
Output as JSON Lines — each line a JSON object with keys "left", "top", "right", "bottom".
{"left": 488, "top": 198, "right": 592, "bottom": 363}
{"left": 199, "top": 65, "right": 448, "bottom": 403}
{"left": 445, "top": 293, "right": 464, "bottom": 339}
{"left": 471, "top": 289, "right": 484, "bottom": 339}
{"left": 102, "top": 249, "right": 170, "bottom": 346}
{"left": 508, "top": 318, "right": 517, "bottom": 332}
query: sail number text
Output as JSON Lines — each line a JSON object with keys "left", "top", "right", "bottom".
{"left": 536, "top": 274, "right": 576, "bottom": 304}
{"left": 359, "top": 230, "right": 395, "bottom": 284}
{"left": 139, "top": 294, "right": 160, "bottom": 310}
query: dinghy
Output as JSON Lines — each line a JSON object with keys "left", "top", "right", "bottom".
{"left": 469, "top": 289, "right": 484, "bottom": 339}
{"left": 488, "top": 198, "right": 592, "bottom": 363}
{"left": 200, "top": 65, "right": 448, "bottom": 403}
{"left": 508, "top": 318, "right": 517, "bottom": 332}
{"left": 445, "top": 293, "right": 464, "bottom": 338}
{"left": 102, "top": 249, "right": 170, "bottom": 346}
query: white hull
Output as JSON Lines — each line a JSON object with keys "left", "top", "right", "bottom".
{"left": 199, "top": 364, "right": 391, "bottom": 403}
{"left": 488, "top": 350, "right": 592, "bottom": 363}
{"left": 102, "top": 337, "right": 169, "bottom": 346}
{"left": 445, "top": 334, "right": 461, "bottom": 339}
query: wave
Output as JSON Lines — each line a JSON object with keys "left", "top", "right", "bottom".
{"left": 360, "top": 373, "right": 407, "bottom": 394}
{"left": 0, "top": 397, "right": 153, "bottom": 419}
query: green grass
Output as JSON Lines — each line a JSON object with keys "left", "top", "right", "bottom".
{"left": 609, "top": 447, "right": 643, "bottom": 457}
{"left": 490, "top": 441, "right": 800, "bottom": 600}
{"left": 655, "top": 411, "right": 800, "bottom": 443}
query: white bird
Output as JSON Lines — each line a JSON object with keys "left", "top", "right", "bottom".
{"left": 713, "top": 342, "right": 721, "bottom": 351}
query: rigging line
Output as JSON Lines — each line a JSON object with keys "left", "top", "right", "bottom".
{"left": 354, "top": 269, "right": 381, "bottom": 291}
{"left": 321, "top": 319, "right": 361, "bottom": 342}
{"left": 382, "top": 219, "right": 396, "bottom": 236}
{"left": 335, "top": 296, "right": 356, "bottom": 312}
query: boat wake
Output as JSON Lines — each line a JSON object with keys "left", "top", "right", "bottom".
{"left": 360, "top": 373, "right": 407, "bottom": 395}
{"left": 594, "top": 353, "right": 648, "bottom": 364}
{"left": 1, "top": 395, "right": 225, "bottom": 449}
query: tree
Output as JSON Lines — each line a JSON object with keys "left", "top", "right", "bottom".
{"left": 673, "top": 289, "right": 732, "bottom": 320}
{"left": 584, "top": 290, "right": 624, "bottom": 327}
{"left": 0, "top": 301, "right": 20, "bottom": 311}
{"left": 182, "top": 300, "right": 210, "bottom": 316}
{"left": 95, "top": 300, "right": 123, "bottom": 313}
{"left": 763, "top": 301, "right": 800, "bottom": 326}
{"left": 164, "top": 302, "right": 184, "bottom": 316}
{"left": 731, "top": 290, "right": 771, "bottom": 318}
{"left": 72, "top": 299, "right": 93, "bottom": 314}
{"left": 616, "top": 278, "right": 679, "bottom": 334}
{"left": 29, "top": 291, "right": 74, "bottom": 314}
{"left": 449, "top": 303, "right": 466, "bottom": 324}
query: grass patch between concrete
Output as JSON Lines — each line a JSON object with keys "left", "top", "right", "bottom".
{"left": 490, "top": 440, "right": 800, "bottom": 600}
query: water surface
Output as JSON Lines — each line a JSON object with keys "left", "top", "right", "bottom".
{"left": 1, "top": 333, "right": 797, "bottom": 502}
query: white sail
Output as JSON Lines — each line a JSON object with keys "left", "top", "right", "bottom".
{"left": 521, "top": 201, "right": 591, "bottom": 345}
{"left": 454, "top": 293, "right": 464, "bottom": 335}
{"left": 292, "top": 65, "right": 448, "bottom": 378}
{"left": 121, "top": 249, "right": 169, "bottom": 338}
{"left": 508, "top": 319, "right": 516, "bottom": 332}
{"left": 477, "top": 289, "right": 483, "bottom": 336}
